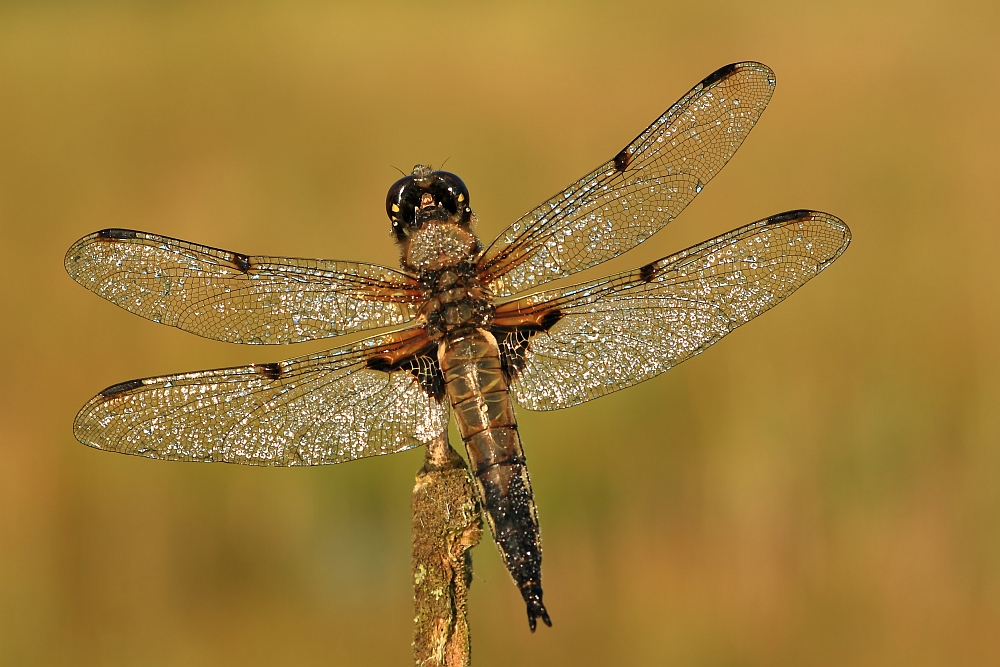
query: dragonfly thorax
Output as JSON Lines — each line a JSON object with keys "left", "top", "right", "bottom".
{"left": 417, "top": 265, "right": 495, "bottom": 340}
{"left": 403, "top": 220, "right": 479, "bottom": 272}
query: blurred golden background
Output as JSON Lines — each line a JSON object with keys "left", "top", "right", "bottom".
{"left": 2, "top": 1, "right": 999, "bottom": 665}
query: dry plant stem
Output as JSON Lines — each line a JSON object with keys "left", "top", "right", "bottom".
{"left": 412, "top": 433, "right": 483, "bottom": 667}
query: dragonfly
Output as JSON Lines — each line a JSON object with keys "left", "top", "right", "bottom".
{"left": 65, "top": 62, "right": 850, "bottom": 632}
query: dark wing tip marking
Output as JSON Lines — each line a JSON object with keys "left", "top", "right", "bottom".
{"left": 613, "top": 146, "right": 632, "bottom": 172}
{"left": 231, "top": 253, "right": 252, "bottom": 273}
{"left": 100, "top": 378, "right": 145, "bottom": 398}
{"left": 256, "top": 362, "right": 282, "bottom": 380}
{"left": 699, "top": 62, "right": 740, "bottom": 88}
{"left": 97, "top": 228, "right": 138, "bottom": 240}
{"left": 768, "top": 209, "right": 813, "bottom": 224}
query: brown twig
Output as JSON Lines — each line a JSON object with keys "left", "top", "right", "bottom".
{"left": 412, "top": 433, "right": 482, "bottom": 667}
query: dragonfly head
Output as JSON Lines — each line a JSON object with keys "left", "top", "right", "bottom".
{"left": 386, "top": 165, "right": 474, "bottom": 243}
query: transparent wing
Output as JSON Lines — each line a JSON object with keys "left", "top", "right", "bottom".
{"left": 73, "top": 328, "right": 449, "bottom": 465}
{"left": 65, "top": 229, "right": 423, "bottom": 344}
{"left": 479, "top": 62, "right": 776, "bottom": 298}
{"left": 492, "top": 211, "right": 850, "bottom": 410}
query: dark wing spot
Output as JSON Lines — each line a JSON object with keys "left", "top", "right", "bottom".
{"left": 495, "top": 329, "right": 533, "bottom": 380}
{"left": 613, "top": 146, "right": 632, "bottom": 172}
{"left": 256, "top": 362, "right": 282, "bottom": 380}
{"left": 538, "top": 309, "right": 563, "bottom": 331}
{"left": 231, "top": 253, "right": 251, "bottom": 273}
{"left": 493, "top": 308, "right": 563, "bottom": 382}
{"left": 366, "top": 357, "right": 392, "bottom": 373}
{"left": 639, "top": 262, "right": 658, "bottom": 282}
{"left": 409, "top": 355, "right": 446, "bottom": 400}
{"left": 97, "top": 228, "right": 138, "bottom": 240}
{"left": 366, "top": 342, "right": 445, "bottom": 400}
{"left": 699, "top": 62, "right": 739, "bottom": 88}
{"left": 767, "top": 209, "right": 811, "bottom": 224}
{"left": 100, "top": 378, "right": 145, "bottom": 398}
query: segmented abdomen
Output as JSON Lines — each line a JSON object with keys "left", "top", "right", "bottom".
{"left": 438, "top": 328, "right": 549, "bottom": 627}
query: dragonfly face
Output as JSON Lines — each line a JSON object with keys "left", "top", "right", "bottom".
{"left": 386, "top": 166, "right": 474, "bottom": 238}
{"left": 65, "top": 62, "right": 851, "bottom": 633}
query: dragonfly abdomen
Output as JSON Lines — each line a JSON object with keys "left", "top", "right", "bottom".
{"left": 438, "top": 328, "right": 551, "bottom": 631}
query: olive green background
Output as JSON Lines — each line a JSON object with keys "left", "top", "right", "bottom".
{"left": 2, "top": 1, "right": 998, "bottom": 665}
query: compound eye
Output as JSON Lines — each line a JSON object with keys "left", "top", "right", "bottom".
{"left": 386, "top": 175, "right": 419, "bottom": 230}
{"left": 432, "top": 171, "right": 471, "bottom": 217}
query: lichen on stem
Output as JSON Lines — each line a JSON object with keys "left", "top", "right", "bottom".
{"left": 412, "top": 433, "right": 482, "bottom": 667}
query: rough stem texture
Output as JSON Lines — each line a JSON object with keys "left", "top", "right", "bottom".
{"left": 412, "top": 434, "right": 482, "bottom": 667}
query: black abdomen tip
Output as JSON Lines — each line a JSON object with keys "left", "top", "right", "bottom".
{"left": 523, "top": 586, "right": 552, "bottom": 632}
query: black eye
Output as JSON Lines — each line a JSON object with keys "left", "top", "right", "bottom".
{"left": 386, "top": 175, "right": 422, "bottom": 234}
{"left": 430, "top": 172, "right": 470, "bottom": 217}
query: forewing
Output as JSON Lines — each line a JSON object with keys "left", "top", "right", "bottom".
{"left": 493, "top": 211, "right": 850, "bottom": 410}
{"left": 480, "top": 62, "right": 776, "bottom": 298}
{"left": 65, "top": 229, "right": 422, "bottom": 344}
{"left": 73, "top": 328, "right": 449, "bottom": 465}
